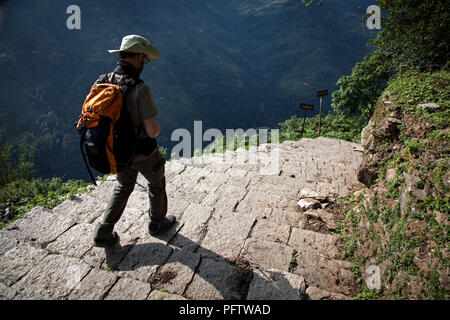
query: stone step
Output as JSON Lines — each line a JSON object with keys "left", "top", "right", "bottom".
{"left": 305, "top": 286, "right": 351, "bottom": 300}
{"left": 246, "top": 269, "right": 306, "bottom": 300}
{"left": 290, "top": 247, "right": 356, "bottom": 296}
{"left": 0, "top": 138, "right": 363, "bottom": 300}
{"left": 241, "top": 225, "right": 356, "bottom": 296}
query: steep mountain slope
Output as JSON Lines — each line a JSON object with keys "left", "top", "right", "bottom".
{"left": 0, "top": 0, "right": 373, "bottom": 180}
{"left": 341, "top": 71, "right": 449, "bottom": 299}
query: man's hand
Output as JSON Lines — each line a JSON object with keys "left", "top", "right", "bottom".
{"left": 143, "top": 117, "right": 160, "bottom": 138}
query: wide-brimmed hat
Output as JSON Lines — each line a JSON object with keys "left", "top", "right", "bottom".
{"left": 108, "top": 34, "right": 160, "bottom": 61}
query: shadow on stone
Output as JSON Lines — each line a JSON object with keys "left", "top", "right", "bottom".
{"left": 103, "top": 230, "right": 306, "bottom": 300}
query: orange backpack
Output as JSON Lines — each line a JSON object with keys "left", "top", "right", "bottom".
{"left": 76, "top": 73, "right": 140, "bottom": 185}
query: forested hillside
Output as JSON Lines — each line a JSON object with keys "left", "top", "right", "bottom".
{"left": 0, "top": 1, "right": 448, "bottom": 300}
{"left": 0, "top": 0, "right": 373, "bottom": 180}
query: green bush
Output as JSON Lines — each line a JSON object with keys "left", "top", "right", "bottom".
{"left": 0, "top": 178, "right": 89, "bottom": 229}
{"left": 279, "top": 112, "right": 365, "bottom": 143}
{"left": 389, "top": 70, "right": 450, "bottom": 109}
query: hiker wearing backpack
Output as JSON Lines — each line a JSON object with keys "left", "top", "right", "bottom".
{"left": 78, "top": 35, "right": 175, "bottom": 247}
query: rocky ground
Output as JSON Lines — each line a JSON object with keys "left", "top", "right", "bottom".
{"left": 0, "top": 137, "right": 364, "bottom": 300}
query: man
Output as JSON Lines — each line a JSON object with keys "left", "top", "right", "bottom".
{"left": 93, "top": 35, "right": 175, "bottom": 247}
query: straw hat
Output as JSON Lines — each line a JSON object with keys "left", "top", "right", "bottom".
{"left": 108, "top": 34, "right": 159, "bottom": 61}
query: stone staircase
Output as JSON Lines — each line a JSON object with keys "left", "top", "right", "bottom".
{"left": 0, "top": 137, "right": 363, "bottom": 300}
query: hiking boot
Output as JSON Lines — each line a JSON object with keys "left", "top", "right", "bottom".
{"left": 149, "top": 215, "right": 176, "bottom": 235}
{"left": 93, "top": 231, "right": 119, "bottom": 248}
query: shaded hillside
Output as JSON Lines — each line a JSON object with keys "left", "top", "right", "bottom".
{"left": 0, "top": 0, "right": 373, "bottom": 180}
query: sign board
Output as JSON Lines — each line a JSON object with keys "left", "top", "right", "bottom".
{"left": 299, "top": 103, "right": 314, "bottom": 111}
{"left": 316, "top": 90, "right": 328, "bottom": 97}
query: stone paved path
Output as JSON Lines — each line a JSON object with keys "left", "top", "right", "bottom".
{"left": 0, "top": 137, "right": 363, "bottom": 300}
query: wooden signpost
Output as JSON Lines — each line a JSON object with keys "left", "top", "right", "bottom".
{"left": 299, "top": 103, "right": 314, "bottom": 139}
{"left": 316, "top": 90, "right": 328, "bottom": 137}
{"left": 316, "top": 90, "right": 328, "bottom": 97}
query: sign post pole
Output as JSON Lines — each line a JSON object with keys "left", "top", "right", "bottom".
{"left": 318, "top": 96, "right": 323, "bottom": 137}
{"left": 301, "top": 109, "right": 307, "bottom": 139}
{"left": 316, "top": 90, "right": 328, "bottom": 137}
{"left": 298, "top": 103, "right": 314, "bottom": 140}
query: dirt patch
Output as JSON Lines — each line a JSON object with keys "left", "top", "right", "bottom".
{"left": 301, "top": 200, "right": 345, "bottom": 234}
{"left": 149, "top": 269, "right": 177, "bottom": 289}
{"left": 303, "top": 215, "right": 329, "bottom": 233}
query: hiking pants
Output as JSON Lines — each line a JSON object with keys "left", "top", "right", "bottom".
{"left": 94, "top": 149, "right": 167, "bottom": 240}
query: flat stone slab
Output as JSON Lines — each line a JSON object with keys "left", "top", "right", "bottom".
{"left": 46, "top": 223, "right": 95, "bottom": 259}
{"left": 52, "top": 194, "right": 107, "bottom": 224}
{"left": 148, "top": 290, "right": 187, "bottom": 300}
{"left": 269, "top": 208, "right": 303, "bottom": 228}
{"left": 247, "top": 269, "right": 306, "bottom": 300}
{"left": 171, "top": 203, "right": 214, "bottom": 252}
{"left": 0, "top": 282, "right": 16, "bottom": 300}
{"left": 167, "top": 197, "right": 191, "bottom": 220}
{"left": 184, "top": 258, "right": 251, "bottom": 300}
{"left": 104, "top": 277, "right": 151, "bottom": 300}
{"left": 213, "top": 184, "right": 248, "bottom": 211}
{"left": 243, "top": 190, "right": 284, "bottom": 209}
{"left": 288, "top": 228, "right": 341, "bottom": 260}
{"left": 68, "top": 268, "right": 117, "bottom": 300}
{"left": 306, "top": 286, "right": 350, "bottom": 300}
{"left": 152, "top": 248, "right": 201, "bottom": 295}
{"left": 89, "top": 180, "right": 117, "bottom": 201}
{"left": 249, "top": 219, "right": 290, "bottom": 244}
{"left": 0, "top": 243, "right": 48, "bottom": 286}
{"left": 0, "top": 232, "right": 19, "bottom": 256}
{"left": 166, "top": 162, "right": 186, "bottom": 176}
{"left": 84, "top": 238, "right": 136, "bottom": 270}
{"left": 6, "top": 207, "right": 76, "bottom": 247}
{"left": 292, "top": 248, "right": 355, "bottom": 295}
{"left": 198, "top": 210, "right": 255, "bottom": 261}
{"left": 235, "top": 200, "right": 272, "bottom": 219}
{"left": 12, "top": 255, "right": 91, "bottom": 300}
{"left": 115, "top": 240, "right": 173, "bottom": 283}
{"left": 241, "top": 239, "right": 294, "bottom": 272}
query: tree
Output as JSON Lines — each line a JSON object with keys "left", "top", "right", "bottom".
{"left": 305, "top": 0, "right": 450, "bottom": 120}
{"left": 0, "top": 132, "right": 37, "bottom": 186}
{"left": 375, "top": 0, "right": 450, "bottom": 72}
{"left": 304, "top": 0, "right": 449, "bottom": 72}
{"left": 0, "top": 136, "right": 13, "bottom": 186}
{"left": 331, "top": 49, "right": 393, "bottom": 120}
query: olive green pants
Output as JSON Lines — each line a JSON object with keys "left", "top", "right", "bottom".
{"left": 94, "top": 149, "right": 167, "bottom": 241}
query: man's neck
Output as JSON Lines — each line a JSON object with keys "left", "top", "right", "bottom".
{"left": 116, "top": 59, "right": 141, "bottom": 80}
{"left": 123, "top": 58, "right": 139, "bottom": 71}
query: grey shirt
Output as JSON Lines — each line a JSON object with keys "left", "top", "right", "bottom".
{"left": 126, "top": 82, "right": 159, "bottom": 139}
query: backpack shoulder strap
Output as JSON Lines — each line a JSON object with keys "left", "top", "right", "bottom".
{"left": 95, "top": 74, "right": 109, "bottom": 84}
{"left": 79, "top": 131, "right": 98, "bottom": 186}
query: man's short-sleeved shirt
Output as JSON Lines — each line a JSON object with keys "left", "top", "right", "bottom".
{"left": 126, "top": 82, "right": 159, "bottom": 139}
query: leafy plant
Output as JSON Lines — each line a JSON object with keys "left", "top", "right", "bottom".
{"left": 331, "top": 50, "right": 392, "bottom": 121}
{"left": 0, "top": 178, "right": 89, "bottom": 229}
{"left": 278, "top": 112, "right": 364, "bottom": 143}
{"left": 289, "top": 249, "right": 299, "bottom": 272}
{"left": 355, "top": 285, "right": 381, "bottom": 300}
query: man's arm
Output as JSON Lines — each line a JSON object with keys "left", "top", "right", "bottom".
{"left": 143, "top": 117, "right": 160, "bottom": 138}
